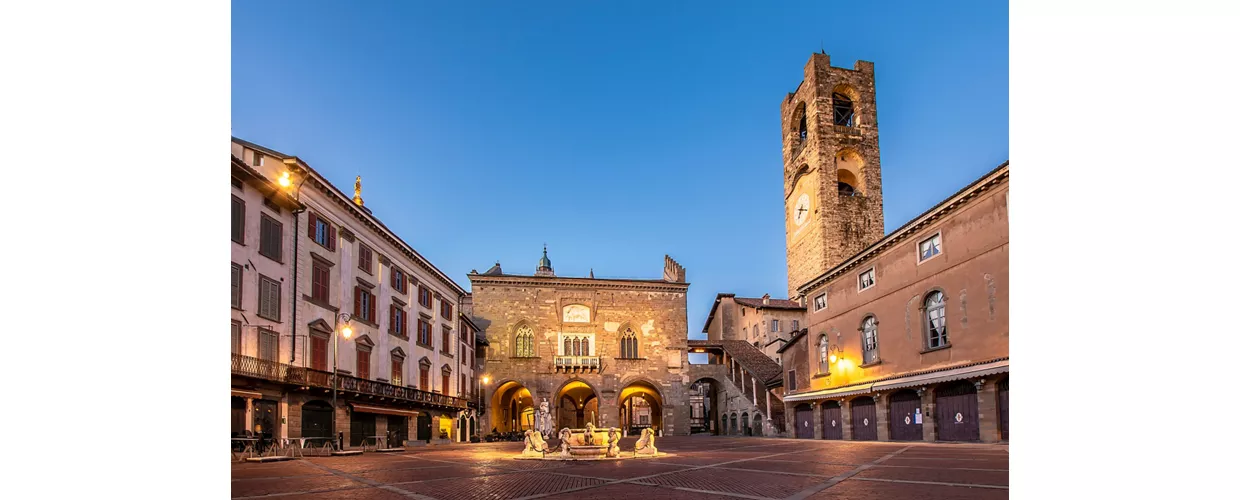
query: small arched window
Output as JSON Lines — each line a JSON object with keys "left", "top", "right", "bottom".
{"left": 514, "top": 326, "right": 535, "bottom": 358}
{"left": 620, "top": 328, "right": 638, "bottom": 359}
{"left": 563, "top": 337, "right": 571, "bottom": 355}
{"left": 798, "top": 113, "right": 808, "bottom": 140}
{"left": 861, "top": 316, "right": 879, "bottom": 364}
{"left": 818, "top": 334, "right": 829, "bottom": 374}
{"left": 572, "top": 337, "right": 581, "bottom": 356}
{"left": 925, "top": 291, "right": 949, "bottom": 348}
{"left": 832, "top": 92, "right": 854, "bottom": 127}
{"left": 581, "top": 337, "right": 590, "bottom": 356}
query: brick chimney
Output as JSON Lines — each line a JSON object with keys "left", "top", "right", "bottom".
{"left": 662, "top": 255, "right": 686, "bottom": 283}
{"left": 762, "top": 294, "right": 770, "bottom": 306}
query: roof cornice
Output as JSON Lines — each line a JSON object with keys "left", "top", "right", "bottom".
{"left": 797, "top": 162, "right": 1009, "bottom": 296}
{"left": 468, "top": 273, "right": 689, "bottom": 292}
{"left": 232, "top": 137, "right": 467, "bottom": 297}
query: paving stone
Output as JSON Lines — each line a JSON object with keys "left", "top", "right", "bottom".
{"left": 809, "top": 478, "right": 1008, "bottom": 499}
{"left": 634, "top": 467, "right": 826, "bottom": 498}
{"left": 856, "top": 466, "right": 1009, "bottom": 486}
{"left": 231, "top": 476, "right": 368, "bottom": 498}
{"left": 394, "top": 471, "right": 605, "bottom": 500}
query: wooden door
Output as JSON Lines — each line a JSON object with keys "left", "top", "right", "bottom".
{"left": 794, "top": 405, "right": 814, "bottom": 439}
{"left": 301, "top": 401, "right": 333, "bottom": 438}
{"left": 231, "top": 397, "right": 246, "bottom": 435}
{"left": 821, "top": 401, "right": 843, "bottom": 440}
{"left": 850, "top": 398, "right": 877, "bottom": 441}
{"left": 350, "top": 412, "right": 376, "bottom": 447}
{"left": 998, "top": 378, "right": 1009, "bottom": 441}
{"left": 252, "top": 400, "right": 278, "bottom": 439}
{"left": 388, "top": 416, "right": 409, "bottom": 445}
{"left": 417, "top": 413, "right": 432, "bottom": 442}
{"left": 935, "top": 381, "right": 980, "bottom": 442}
{"left": 888, "top": 390, "right": 924, "bottom": 441}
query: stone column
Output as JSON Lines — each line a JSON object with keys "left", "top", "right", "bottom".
{"left": 245, "top": 398, "right": 254, "bottom": 432}
{"left": 406, "top": 414, "right": 417, "bottom": 446}
{"left": 840, "top": 399, "right": 853, "bottom": 440}
{"left": 812, "top": 402, "right": 823, "bottom": 439}
{"left": 976, "top": 379, "right": 1000, "bottom": 443}
{"left": 336, "top": 405, "right": 350, "bottom": 449}
{"left": 873, "top": 394, "right": 890, "bottom": 441}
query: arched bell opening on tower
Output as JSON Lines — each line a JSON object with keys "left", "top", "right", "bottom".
{"left": 832, "top": 91, "right": 854, "bottom": 127}
{"left": 791, "top": 102, "right": 808, "bottom": 142}
{"left": 836, "top": 150, "right": 866, "bottom": 197}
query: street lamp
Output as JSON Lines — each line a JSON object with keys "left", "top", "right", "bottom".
{"left": 332, "top": 312, "right": 354, "bottom": 450}
{"left": 278, "top": 162, "right": 311, "bottom": 364}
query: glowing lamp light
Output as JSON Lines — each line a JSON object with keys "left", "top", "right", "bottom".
{"left": 829, "top": 354, "right": 838, "bottom": 364}
{"left": 278, "top": 171, "right": 292, "bottom": 188}
{"left": 341, "top": 325, "right": 353, "bottom": 339}
{"left": 482, "top": 376, "right": 490, "bottom": 384}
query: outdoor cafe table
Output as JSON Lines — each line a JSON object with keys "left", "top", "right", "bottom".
{"left": 231, "top": 437, "right": 258, "bottom": 460}
{"left": 296, "top": 437, "right": 335, "bottom": 455}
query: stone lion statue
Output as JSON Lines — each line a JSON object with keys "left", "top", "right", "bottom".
{"left": 558, "top": 427, "right": 573, "bottom": 457}
{"left": 606, "top": 427, "right": 620, "bottom": 458}
{"left": 522, "top": 430, "right": 548, "bottom": 457}
{"left": 634, "top": 427, "right": 657, "bottom": 457}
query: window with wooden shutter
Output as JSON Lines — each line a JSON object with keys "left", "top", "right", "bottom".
{"left": 419, "top": 365, "right": 429, "bottom": 391}
{"left": 418, "top": 286, "right": 430, "bottom": 308}
{"left": 231, "top": 320, "right": 242, "bottom": 354}
{"left": 311, "top": 262, "right": 329, "bottom": 302}
{"left": 442, "top": 370, "right": 450, "bottom": 395}
{"left": 259, "top": 329, "right": 278, "bottom": 361}
{"left": 442, "top": 328, "right": 450, "bottom": 352}
{"left": 311, "top": 334, "right": 328, "bottom": 371}
{"left": 231, "top": 196, "right": 245, "bottom": 244}
{"left": 357, "top": 349, "right": 371, "bottom": 379}
{"left": 258, "top": 275, "right": 281, "bottom": 321}
{"left": 259, "top": 214, "right": 282, "bottom": 261}
{"left": 391, "top": 357, "right": 403, "bottom": 386}
{"left": 358, "top": 245, "right": 372, "bottom": 274}
{"left": 460, "top": 373, "right": 465, "bottom": 397}
{"left": 231, "top": 263, "right": 242, "bottom": 309}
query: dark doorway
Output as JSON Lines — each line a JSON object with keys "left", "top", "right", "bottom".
{"left": 417, "top": 413, "right": 432, "bottom": 442}
{"left": 889, "top": 390, "right": 924, "bottom": 441}
{"left": 794, "top": 404, "right": 813, "bottom": 439}
{"left": 350, "top": 412, "right": 376, "bottom": 447}
{"left": 388, "top": 415, "right": 409, "bottom": 446}
{"left": 741, "top": 412, "right": 750, "bottom": 436}
{"left": 850, "top": 398, "right": 877, "bottom": 441}
{"left": 935, "top": 381, "right": 980, "bottom": 442}
{"left": 231, "top": 397, "right": 246, "bottom": 435}
{"left": 301, "top": 400, "right": 333, "bottom": 438}
{"left": 731, "top": 414, "right": 738, "bottom": 434}
{"left": 998, "top": 377, "right": 1009, "bottom": 441}
{"left": 821, "top": 401, "right": 843, "bottom": 440}
{"left": 252, "top": 400, "right": 278, "bottom": 439}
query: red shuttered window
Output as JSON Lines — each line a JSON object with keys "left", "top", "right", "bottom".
{"left": 311, "top": 335, "right": 328, "bottom": 371}
{"left": 311, "top": 262, "right": 329, "bottom": 302}
{"left": 357, "top": 349, "right": 371, "bottom": 379}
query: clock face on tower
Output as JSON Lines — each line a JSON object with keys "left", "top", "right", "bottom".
{"left": 793, "top": 193, "right": 811, "bottom": 226}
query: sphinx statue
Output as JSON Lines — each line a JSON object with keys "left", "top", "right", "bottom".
{"left": 558, "top": 427, "right": 573, "bottom": 457}
{"left": 522, "top": 430, "right": 549, "bottom": 458}
{"left": 583, "top": 422, "right": 596, "bottom": 446}
{"left": 606, "top": 427, "right": 621, "bottom": 458}
{"left": 633, "top": 427, "right": 657, "bottom": 457}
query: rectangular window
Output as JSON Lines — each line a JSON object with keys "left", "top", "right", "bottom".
{"left": 232, "top": 177, "right": 243, "bottom": 190}
{"left": 391, "top": 357, "right": 403, "bottom": 386}
{"left": 858, "top": 268, "right": 875, "bottom": 291}
{"left": 311, "top": 262, "right": 330, "bottom": 302}
{"left": 258, "top": 275, "right": 281, "bottom": 321}
{"left": 231, "top": 320, "right": 241, "bottom": 354}
{"left": 771, "top": 320, "right": 779, "bottom": 332}
{"left": 460, "top": 373, "right": 466, "bottom": 397}
{"left": 391, "top": 267, "right": 407, "bottom": 294}
{"left": 259, "top": 213, "right": 282, "bottom": 261}
{"left": 311, "top": 334, "right": 328, "bottom": 371}
{"left": 258, "top": 328, "right": 278, "bottom": 361}
{"left": 263, "top": 197, "right": 280, "bottom": 213}
{"left": 358, "top": 245, "right": 373, "bottom": 274}
{"left": 357, "top": 349, "right": 371, "bottom": 379}
{"left": 787, "top": 370, "right": 797, "bottom": 391}
{"left": 791, "top": 320, "right": 799, "bottom": 331}
{"left": 442, "top": 371, "right": 450, "bottom": 395}
{"left": 417, "top": 319, "right": 432, "bottom": 347}
{"left": 919, "top": 233, "right": 942, "bottom": 262}
{"left": 390, "top": 305, "right": 407, "bottom": 336}
{"left": 354, "top": 287, "right": 375, "bottom": 323}
{"left": 440, "top": 300, "right": 453, "bottom": 320}
{"left": 418, "top": 286, "right": 431, "bottom": 308}
{"left": 231, "top": 196, "right": 245, "bottom": 244}
{"left": 442, "top": 327, "right": 450, "bottom": 352}
{"left": 813, "top": 293, "right": 827, "bottom": 312}
{"left": 251, "top": 150, "right": 264, "bottom": 167}
{"left": 231, "top": 263, "right": 243, "bottom": 309}
{"left": 419, "top": 365, "right": 429, "bottom": 391}
{"left": 307, "top": 212, "right": 336, "bottom": 251}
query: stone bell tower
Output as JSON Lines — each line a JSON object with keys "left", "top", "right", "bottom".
{"left": 781, "top": 52, "right": 885, "bottom": 299}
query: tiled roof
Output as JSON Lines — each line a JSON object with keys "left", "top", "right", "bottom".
{"left": 732, "top": 297, "right": 804, "bottom": 310}
{"left": 689, "top": 339, "right": 784, "bottom": 384}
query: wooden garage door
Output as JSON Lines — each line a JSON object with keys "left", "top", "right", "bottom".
{"left": 850, "top": 398, "right": 877, "bottom": 441}
{"left": 821, "top": 401, "right": 843, "bottom": 440}
{"left": 998, "top": 377, "right": 1009, "bottom": 441}
{"left": 794, "top": 405, "right": 814, "bottom": 439}
{"left": 889, "top": 390, "right": 924, "bottom": 441}
{"left": 935, "top": 381, "right": 980, "bottom": 442}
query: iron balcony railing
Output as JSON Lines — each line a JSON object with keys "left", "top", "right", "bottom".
{"left": 231, "top": 353, "right": 467, "bottom": 410}
{"left": 553, "top": 355, "right": 601, "bottom": 373}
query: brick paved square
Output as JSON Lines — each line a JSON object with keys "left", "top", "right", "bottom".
{"left": 230, "top": 437, "right": 1009, "bottom": 500}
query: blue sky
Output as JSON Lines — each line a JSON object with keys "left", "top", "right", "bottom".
{"left": 231, "top": 1, "right": 1008, "bottom": 340}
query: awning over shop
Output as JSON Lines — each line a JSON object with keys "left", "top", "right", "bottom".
{"left": 781, "top": 358, "right": 1010, "bottom": 403}
{"left": 349, "top": 404, "right": 419, "bottom": 418}
{"left": 870, "top": 359, "right": 1008, "bottom": 393}
{"left": 231, "top": 389, "right": 264, "bottom": 399}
